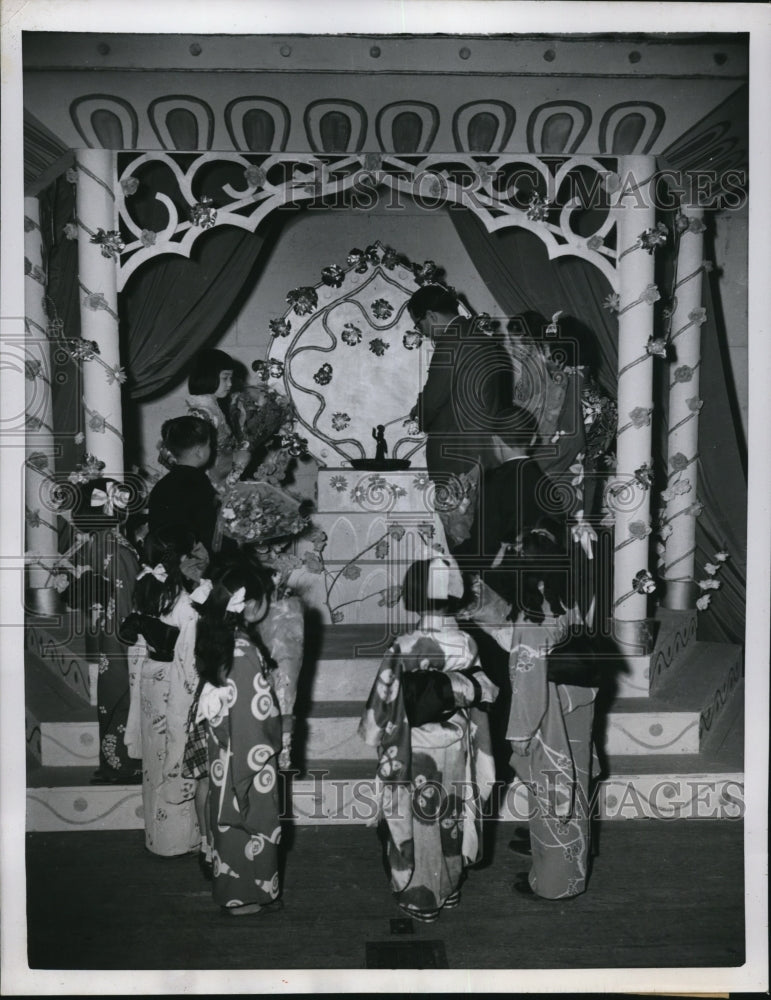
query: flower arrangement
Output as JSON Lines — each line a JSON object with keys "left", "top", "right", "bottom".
{"left": 220, "top": 482, "right": 311, "bottom": 545}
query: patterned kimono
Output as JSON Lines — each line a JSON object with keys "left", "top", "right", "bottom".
{"left": 198, "top": 634, "right": 283, "bottom": 909}
{"left": 256, "top": 594, "right": 304, "bottom": 738}
{"left": 79, "top": 530, "right": 142, "bottom": 783}
{"left": 124, "top": 592, "right": 200, "bottom": 856}
{"left": 359, "top": 616, "right": 496, "bottom": 914}
{"left": 506, "top": 612, "right": 598, "bottom": 899}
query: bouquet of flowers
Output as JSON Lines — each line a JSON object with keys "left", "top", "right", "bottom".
{"left": 581, "top": 376, "right": 617, "bottom": 467}
{"left": 219, "top": 481, "right": 311, "bottom": 545}
{"left": 231, "top": 385, "right": 294, "bottom": 451}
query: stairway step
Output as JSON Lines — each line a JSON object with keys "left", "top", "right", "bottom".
{"left": 25, "top": 619, "right": 91, "bottom": 704}
{"left": 26, "top": 654, "right": 94, "bottom": 766}
{"left": 26, "top": 758, "right": 744, "bottom": 831}
{"left": 649, "top": 608, "right": 699, "bottom": 694}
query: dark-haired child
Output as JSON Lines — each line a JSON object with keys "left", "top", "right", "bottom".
{"left": 70, "top": 478, "right": 142, "bottom": 785}
{"left": 122, "top": 526, "right": 201, "bottom": 857}
{"left": 191, "top": 555, "right": 292, "bottom": 916}
{"left": 480, "top": 518, "right": 600, "bottom": 901}
{"left": 186, "top": 348, "right": 250, "bottom": 491}
{"left": 359, "top": 555, "right": 498, "bottom": 923}
{"left": 148, "top": 416, "right": 220, "bottom": 555}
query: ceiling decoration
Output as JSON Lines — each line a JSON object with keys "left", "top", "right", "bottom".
{"left": 225, "top": 96, "right": 290, "bottom": 152}
{"left": 304, "top": 100, "right": 368, "bottom": 154}
{"left": 375, "top": 101, "right": 440, "bottom": 154}
{"left": 70, "top": 95, "right": 139, "bottom": 149}
{"left": 599, "top": 102, "right": 666, "bottom": 155}
{"left": 453, "top": 100, "right": 515, "bottom": 153}
{"left": 147, "top": 95, "right": 215, "bottom": 150}
{"left": 526, "top": 101, "right": 591, "bottom": 155}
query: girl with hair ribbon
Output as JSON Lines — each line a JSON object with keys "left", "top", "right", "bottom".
{"left": 190, "top": 554, "right": 296, "bottom": 916}
{"left": 359, "top": 554, "right": 499, "bottom": 923}
{"left": 122, "top": 526, "right": 201, "bottom": 857}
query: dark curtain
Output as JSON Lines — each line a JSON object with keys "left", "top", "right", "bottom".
{"left": 120, "top": 217, "right": 283, "bottom": 402}
{"left": 449, "top": 207, "right": 618, "bottom": 394}
{"left": 450, "top": 207, "right": 747, "bottom": 645}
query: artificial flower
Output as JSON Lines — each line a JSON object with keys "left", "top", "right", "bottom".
{"left": 286, "top": 286, "right": 318, "bottom": 316}
{"left": 341, "top": 323, "right": 362, "bottom": 346}
{"left": 269, "top": 318, "right": 292, "bottom": 338}
{"left": 369, "top": 338, "right": 389, "bottom": 357}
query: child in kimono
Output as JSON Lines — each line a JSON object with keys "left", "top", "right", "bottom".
{"left": 70, "top": 478, "right": 142, "bottom": 785}
{"left": 471, "top": 519, "right": 601, "bottom": 900}
{"left": 191, "top": 554, "right": 297, "bottom": 916}
{"left": 122, "top": 526, "right": 201, "bottom": 857}
{"left": 359, "top": 555, "right": 499, "bottom": 923}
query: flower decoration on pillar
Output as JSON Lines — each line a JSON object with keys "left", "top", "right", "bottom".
{"left": 313, "top": 363, "right": 333, "bottom": 386}
{"left": 287, "top": 286, "right": 318, "bottom": 315}
{"left": 526, "top": 193, "right": 550, "bottom": 222}
{"left": 675, "top": 213, "right": 706, "bottom": 235}
{"left": 341, "top": 323, "right": 363, "bottom": 346}
{"left": 629, "top": 407, "right": 653, "bottom": 429}
{"left": 105, "top": 366, "right": 128, "bottom": 386}
{"left": 189, "top": 196, "right": 217, "bottom": 229}
{"left": 632, "top": 569, "right": 657, "bottom": 595}
{"left": 646, "top": 337, "right": 668, "bottom": 358}
{"left": 65, "top": 337, "right": 100, "bottom": 361}
{"left": 669, "top": 451, "right": 690, "bottom": 473}
{"left": 90, "top": 229, "right": 126, "bottom": 259}
{"left": 602, "top": 292, "right": 620, "bottom": 314}
{"left": 84, "top": 292, "right": 111, "bottom": 313}
{"left": 688, "top": 307, "right": 707, "bottom": 326}
{"left": 68, "top": 453, "right": 106, "bottom": 484}
{"left": 63, "top": 222, "right": 78, "bottom": 241}
{"left": 120, "top": 176, "right": 139, "bottom": 197}
{"left": 269, "top": 318, "right": 292, "bottom": 339}
{"left": 244, "top": 165, "right": 267, "bottom": 188}
{"left": 633, "top": 462, "right": 654, "bottom": 489}
{"left": 369, "top": 338, "right": 389, "bottom": 357}
{"left": 88, "top": 411, "right": 107, "bottom": 433}
{"left": 347, "top": 246, "right": 379, "bottom": 273}
{"left": 402, "top": 330, "right": 423, "bottom": 351}
{"left": 371, "top": 298, "right": 393, "bottom": 320}
{"left": 331, "top": 412, "right": 351, "bottom": 432}
{"left": 641, "top": 284, "right": 661, "bottom": 305}
{"left": 638, "top": 222, "right": 669, "bottom": 254}
{"left": 673, "top": 364, "right": 694, "bottom": 385}
{"left": 321, "top": 264, "right": 345, "bottom": 288}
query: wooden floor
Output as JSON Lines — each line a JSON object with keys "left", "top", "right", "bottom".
{"left": 25, "top": 819, "right": 744, "bottom": 972}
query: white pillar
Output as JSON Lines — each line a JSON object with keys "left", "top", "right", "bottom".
{"left": 611, "top": 156, "right": 657, "bottom": 640}
{"left": 75, "top": 149, "right": 124, "bottom": 479}
{"left": 24, "top": 196, "right": 59, "bottom": 598}
{"left": 661, "top": 206, "right": 706, "bottom": 609}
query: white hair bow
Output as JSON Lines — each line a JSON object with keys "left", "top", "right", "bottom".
{"left": 427, "top": 554, "right": 464, "bottom": 601}
{"left": 225, "top": 587, "right": 247, "bottom": 615}
{"left": 90, "top": 481, "right": 129, "bottom": 516}
{"left": 137, "top": 563, "right": 168, "bottom": 583}
{"left": 190, "top": 577, "right": 213, "bottom": 604}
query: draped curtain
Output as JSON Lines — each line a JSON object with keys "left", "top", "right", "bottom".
{"left": 449, "top": 207, "right": 746, "bottom": 644}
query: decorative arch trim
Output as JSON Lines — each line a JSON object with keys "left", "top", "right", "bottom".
{"left": 224, "top": 96, "right": 290, "bottom": 151}
{"left": 527, "top": 101, "right": 592, "bottom": 154}
{"left": 70, "top": 95, "right": 139, "bottom": 149}
{"left": 599, "top": 102, "right": 665, "bottom": 155}
{"left": 147, "top": 95, "right": 215, "bottom": 150}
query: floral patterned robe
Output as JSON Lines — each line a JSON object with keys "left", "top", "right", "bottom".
{"left": 198, "top": 634, "right": 283, "bottom": 909}
{"left": 125, "top": 592, "right": 200, "bottom": 856}
{"left": 505, "top": 612, "right": 598, "bottom": 899}
{"left": 359, "top": 616, "right": 496, "bottom": 913}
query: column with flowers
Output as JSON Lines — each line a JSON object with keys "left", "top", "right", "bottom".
{"left": 660, "top": 206, "right": 709, "bottom": 609}
{"left": 24, "top": 195, "right": 60, "bottom": 607}
{"left": 608, "top": 157, "right": 660, "bottom": 645}
{"left": 74, "top": 149, "right": 126, "bottom": 479}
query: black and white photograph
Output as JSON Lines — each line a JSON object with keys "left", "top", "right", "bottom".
{"left": 1, "top": 1, "right": 768, "bottom": 994}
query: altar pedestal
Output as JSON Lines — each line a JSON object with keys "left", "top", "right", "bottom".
{"left": 295, "top": 467, "right": 446, "bottom": 626}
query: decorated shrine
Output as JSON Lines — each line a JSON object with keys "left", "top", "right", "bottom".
{"left": 17, "top": 30, "right": 748, "bottom": 833}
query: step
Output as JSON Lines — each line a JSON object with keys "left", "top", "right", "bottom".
{"left": 648, "top": 608, "right": 699, "bottom": 694}
{"left": 36, "top": 640, "right": 743, "bottom": 767}
{"left": 26, "top": 753, "right": 744, "bottom": 831}
{"left": 25, "top": 619, "right": 91, "bottom": 704}
{"left": 25, "top": 656, "right": 93, "bottom": 766}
